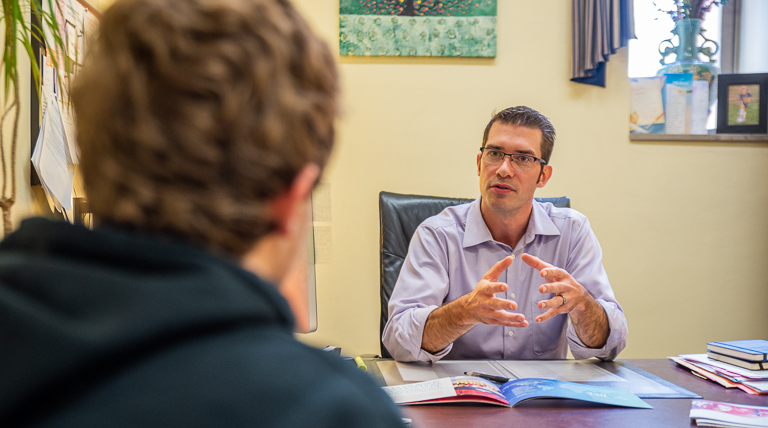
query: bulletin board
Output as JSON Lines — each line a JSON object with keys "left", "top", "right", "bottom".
{"left": 29, "top": 0, "right": 100, "bottom": 222}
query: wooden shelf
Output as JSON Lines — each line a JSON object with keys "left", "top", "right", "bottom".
{"left": 630, "top": 134, "right": 768, "bottom": 142}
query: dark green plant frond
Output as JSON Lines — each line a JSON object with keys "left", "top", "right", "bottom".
{"left": 2, "top": 0, "right": 67, "bottom": 103}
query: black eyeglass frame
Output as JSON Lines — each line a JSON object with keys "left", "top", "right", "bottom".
{"left": 479, "top": 147, "right": 548, "bottom": 168}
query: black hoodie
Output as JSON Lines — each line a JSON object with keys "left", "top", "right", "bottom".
{"left": 0, "top": 218, "right": 404, "bottom": 428}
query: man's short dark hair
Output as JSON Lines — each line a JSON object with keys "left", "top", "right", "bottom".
{"left": 481, "top": 106, "right": 556, "bottom": 164}
{"left": 72, "top": 0, "right": 338, "bottom": 256}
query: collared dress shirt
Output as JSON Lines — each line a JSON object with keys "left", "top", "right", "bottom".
{"left": 382, "top": 197, "right": 628, "bottom": 362}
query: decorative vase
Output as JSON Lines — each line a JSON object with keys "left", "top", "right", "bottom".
{"left": 657, "top": 18, "right": 720, "bottom": 109}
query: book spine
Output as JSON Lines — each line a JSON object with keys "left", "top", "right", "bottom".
{"left": 708, "top": 351, "right": 767, "bottom": 371}
{"left": 708, "top": 344, "right": 768, "bottom": 362}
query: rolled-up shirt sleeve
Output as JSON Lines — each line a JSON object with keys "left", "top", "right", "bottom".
{"left": 382, "top": 225, "right": 453, "bottom": 362}
{"left": 564, "top": 218, "right": 628, "bottom": 361}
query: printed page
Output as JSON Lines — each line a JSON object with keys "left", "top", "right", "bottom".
{"left": 31, "top": 111, "right": 57, "bottom": 213}
{"left": 382, "top": 378, "right": 456, "bottom": 404}
{"left": 664, "top": 84, "right": 688, "bottom": 134}
{"left": 494, "top": 360, "right": 625, "bottom": 382}
{"left": 58, "top": 98, "right": 79, "bottom": 164}
{"left": 83, "top": 9, "right": 100, "bottom": 54}
{"left": 41, "top": 56, "right": 56, "bottom": 109}
{"left": 37, "top": 99, "right": 74, "bottom": 210}
{"left": 690, "top": 80, "right": 710, "bottom": 134}
{"left": 630, "top": 77, "right": 666, "bottom": 126}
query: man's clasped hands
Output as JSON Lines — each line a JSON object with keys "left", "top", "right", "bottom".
{"left": 461, "top": 254, "right": 593, "bottom": 328}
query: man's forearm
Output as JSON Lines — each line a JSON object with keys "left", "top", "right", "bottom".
{"left": 569, "top": 297, "right": 609, "bottom": 348}
{"left": 421, "top": 296, "right": 476, "bottom": 354}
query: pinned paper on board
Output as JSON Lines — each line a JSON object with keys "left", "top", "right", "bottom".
{"left": 32, "top": 97, "right": 75, "bottom": 212}
{"left": 32, "top": 0, "right": 99, "bottom": 222}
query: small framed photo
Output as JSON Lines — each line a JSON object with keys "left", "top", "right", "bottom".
{"left": 717, "top": 73, "right": 768, "bottom": 134}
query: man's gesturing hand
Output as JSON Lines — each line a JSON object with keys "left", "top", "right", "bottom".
{"left": 521, "top": 253, "right": 592, "bottom": 324}
{"left": 460, "top": 256, "right": 528, "bottom": 328}
{"left": 421, "top": 256, "right": 527, "bottom": 354}
{"left": 520, "top": 253, "right": 610, "bottom": 348}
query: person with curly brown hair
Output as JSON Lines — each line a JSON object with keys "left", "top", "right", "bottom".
{"left": 0, "top": 0, "right": 404, "bottom": 426}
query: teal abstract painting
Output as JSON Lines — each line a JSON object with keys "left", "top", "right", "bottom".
{"left": 339, "top": 0, "right": 497, "bottom": 57}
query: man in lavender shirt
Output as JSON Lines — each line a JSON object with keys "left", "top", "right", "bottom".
{"left": 382, "top": 106, "right": 627, "bottom": 362}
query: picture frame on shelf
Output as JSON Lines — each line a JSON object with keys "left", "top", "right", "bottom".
{"left": 716, "top": 73, "right": 768, "bottom": 134}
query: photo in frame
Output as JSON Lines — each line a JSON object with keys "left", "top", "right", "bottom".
{"left": 716, "top": 73, "right": 768, "bottom": 134}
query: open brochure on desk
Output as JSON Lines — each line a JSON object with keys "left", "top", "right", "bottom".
{"left": 375, "top": 359, "right": 700, "bottom": 398}
{"left": 382, "top": 376, "right": 652, "bottom": 409}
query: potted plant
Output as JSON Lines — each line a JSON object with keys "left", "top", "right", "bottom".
{"left": 0, "top": 0, "right": 67, "bottom": 236}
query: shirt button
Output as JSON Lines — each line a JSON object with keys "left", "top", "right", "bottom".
{"left": 510, "top": 293, "right": 515, "bottom": 298}
{"left": 508, "top": 331, "right": 514, "bottom": 336}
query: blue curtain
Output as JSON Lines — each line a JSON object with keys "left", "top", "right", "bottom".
{"left": 572, "top": 0, "right": 636, "bottom": 87}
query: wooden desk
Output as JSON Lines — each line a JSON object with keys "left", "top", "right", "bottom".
{"left": 397, "top": 359, "right": 768, "bottom": 428}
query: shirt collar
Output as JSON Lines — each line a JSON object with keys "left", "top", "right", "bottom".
{"left": 463, "top": 197, "right": 561, "bottom": 249}
{"left": 463, "top": 197, "right": 493, "bottom": 248}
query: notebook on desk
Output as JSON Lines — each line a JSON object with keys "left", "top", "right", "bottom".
{"left": 370, "top": 359, "right": 701, "bottom": 399}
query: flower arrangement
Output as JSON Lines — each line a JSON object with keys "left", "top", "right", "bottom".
{"left": 658, "top": 0, "right": 731, "bottom": 20}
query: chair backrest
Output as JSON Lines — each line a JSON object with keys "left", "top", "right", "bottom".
{"left": 378, "top": 191, "right": 571, "bottom": 358}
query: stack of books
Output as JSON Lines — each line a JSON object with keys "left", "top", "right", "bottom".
{"left": 707, "top": 340, "right": 768, "bottom": 371}
{"left": 670, "top": 340, "right": 768, "bottom": 395}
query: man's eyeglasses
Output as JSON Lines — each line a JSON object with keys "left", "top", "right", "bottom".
{"left": 479, "top": 147, "right": 546, "bottom": 172}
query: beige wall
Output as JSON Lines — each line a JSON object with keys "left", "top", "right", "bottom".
{"left": 292, "top": 0, "right": 768, "bottom": 358}
{"left": 4, "top": 0, "right": 767, "bottom": 359}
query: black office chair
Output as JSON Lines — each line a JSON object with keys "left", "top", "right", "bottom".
{"left": 378, "top": 191, "right": 571, "bottom": 358}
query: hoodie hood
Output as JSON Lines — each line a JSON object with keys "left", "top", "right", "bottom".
{"left": 0, "top": 218, "right": 294, "bottom": 421}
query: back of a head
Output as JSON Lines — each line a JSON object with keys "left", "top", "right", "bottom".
{"left": 72, "top": 0, "right": 338, "bottom": 256}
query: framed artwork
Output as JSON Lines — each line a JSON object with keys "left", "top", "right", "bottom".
{"left": 716, "top": 73, "right": 768, "bottom": 134}
{"left": 339, "top": 0, "right": 497, "bottom": 57}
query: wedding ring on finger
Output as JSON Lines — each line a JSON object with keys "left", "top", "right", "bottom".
{"left": 558, "top": 294, "right": 566, "bottom": 306}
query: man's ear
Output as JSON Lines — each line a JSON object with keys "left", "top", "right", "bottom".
{"left": 477, "top": 152, "right": 482, "bottom": 176}
{"left": 537, "top": 164, "right": 553, "bottom": 187}
{"left": 270, "top": 164, "right": 321, "bottom": 235}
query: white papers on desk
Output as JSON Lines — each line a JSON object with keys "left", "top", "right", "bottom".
{"left": 32, "top": 97, "right": 74, "bottom": 211}
{"left": 394, "top": 360, "right": 503, "bottom": 382}
{"left": 680, "top": 354, "right": 768, "bottom": 380}
{"left": 396, "top": 362, "right": 440, "bottom": 381}
{"left": 496, "top": 360, "right": 625, "bottom": 382}
{"left": 393, "top": 360, "right": 624, "bottom": 383}
{"left": 382, "top": 378, "right": 456, "bottom": 404}
{"left": 743, "top": 381, "right": 768, "bottom": 393}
